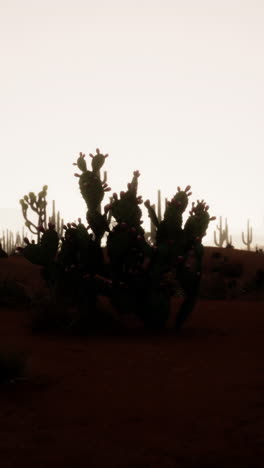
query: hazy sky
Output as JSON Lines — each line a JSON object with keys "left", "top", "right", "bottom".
{"left": 1, "top": 0, "right": 263, "bottom": 248}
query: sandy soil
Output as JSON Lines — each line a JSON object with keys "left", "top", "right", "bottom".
{"left": 0, "top": 253, "right": 264, "bottom": 467}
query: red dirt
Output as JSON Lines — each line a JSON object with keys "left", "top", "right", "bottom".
{"left": 1, "top": 254, "right": 264, "bottom": 467}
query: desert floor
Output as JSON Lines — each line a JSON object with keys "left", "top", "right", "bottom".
{"left": 0, "top": 255, "right": 264, "bottom": 467}
{"left": 0, "top": 299, "right": 264, "bottom": 467}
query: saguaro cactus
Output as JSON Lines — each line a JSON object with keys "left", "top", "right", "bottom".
{"left": 48, "top": 200, "right": 64, "bottom": 238}
{"left": 242, "top": 220, "right": 253, "bottom": 251}
{"left": 213, "top": 216, "right": 232, "bottom": 247}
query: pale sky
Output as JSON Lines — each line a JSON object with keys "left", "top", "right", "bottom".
{"left": 1, "top": 0, "right": 263, "bottom": 248}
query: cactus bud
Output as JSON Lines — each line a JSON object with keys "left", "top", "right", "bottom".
{"left": 104, "top": 204, "right": 111, "bottom": 213}
{"left": 133, "top": 170, "right": 140, "bottom": 177}
{"left": 113, "top": 192, "right": 118, "bottom": 200}
{"left": 144, "top": 199, "right": 151, "bottom": 208}
{"left": 23, "top": 237, "right": 30, "bottom": 245}
{"left": 74, "top": 173, "right": 80, "bottom": 177}
{"left": 185, "top": 185, "right": 191, "bottom": 192}
{"left": 96, "top": 148, "right": 100, "bottom": 154}
{"left": 120, "top": 191, "right": 125, "bottom": 198}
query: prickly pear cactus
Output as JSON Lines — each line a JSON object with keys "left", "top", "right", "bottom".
{"left": 144, "top": 186, "right": 216, "bottom": 330}
{"left": 73, "top": 149, "right": 111, "bottom": 244}
{"left": 106, "top": 171, "right": 152, "bottom": 317}
{"left": 107, "top": 171, "right": 151, "bottom": 266}
{"left": 58, "top": 219, "right": 103, "bottom": 276}
{"left": 22, "top": 223, "right": 58, "bottom": 266}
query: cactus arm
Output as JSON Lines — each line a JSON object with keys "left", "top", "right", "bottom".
{"left": 144, "top": 201, "right": 160, "bottom": 228}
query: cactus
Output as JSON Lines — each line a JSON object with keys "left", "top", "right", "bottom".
{"left": 213, "top": 216, "right": 232, "bottom": 247}
{"left": 48, "top": 200, "right": 64, "bottom": 238}
{"left": 145, "top": 189, "right": 163, "bottom": 244}
{"left": 22, "top": 223, "right": 59, "bottom": 266}
{"left": 106, "top": 170, "right": 152, "bottom": 319}
{"left": 242, "top": 219, "right": 253, "bottom": 251}
{"left": 144, "top": 187, "right": 216, "bottom": 330}
{"left": 18, "top": 148, "right": 216, "bottom": 333}
{"left": 20, "top": 185, "right": 48, "bottom": 242}
{"left": 73, "top": 149, "right": 110, "bottom": 244}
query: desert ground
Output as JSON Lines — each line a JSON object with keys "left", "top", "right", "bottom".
{"left": 0, "top": 249, "right": 264, "bottom": 467}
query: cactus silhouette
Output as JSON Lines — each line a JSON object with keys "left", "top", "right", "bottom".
{"left": 213, "top": 216, "right": 232, "bottom": 247}
{"left": 145, "top": 187, "right": 216, "bottom": 330}
{"left": 73, "top": 149, "right": 111, "bottom": 244}
{"left": 242, "top": 219, "right": 253, "bottom": 251}
{"left": 18, "top": 148, "right": 216, "bottom": 333}
{"left": 20, "top": 185, "right": 48, "bottom": 242}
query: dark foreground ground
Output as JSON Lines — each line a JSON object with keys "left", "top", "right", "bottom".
{"left": 1, "top": 297, "right": 264, "bottom": 468}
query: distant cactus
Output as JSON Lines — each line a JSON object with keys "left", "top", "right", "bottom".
{"left": 242, "top": 219, "right": 253, "bottom": 251}
{"left": 213, "top": 217, "right": 232, "bottom": 247}
{"left": 20, "top": 185, "right": 48, "bottom": 242}
{"left": 48, "top": 200, "right": 64, "bottom": 238}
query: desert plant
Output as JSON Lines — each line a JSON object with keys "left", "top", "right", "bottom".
{"left": 73, "top": 149, "right": 111, "bottom": 244}
{"left": 19, "top": 148, "right": 216, "bottom": 333}
{"left": 106, "top": 170, "right": 153, "bottom": 322}
{"left": 20, "top": 185, "right": 48, "bottom": 242}
{"left": 144, "top": 188, "right": 216, "bottom": 329}
{"left": 213, "top": 216, "right": 232, "bottom": 248}
{"left": 242, "top": 219, "right": 253, "bottom": 251}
